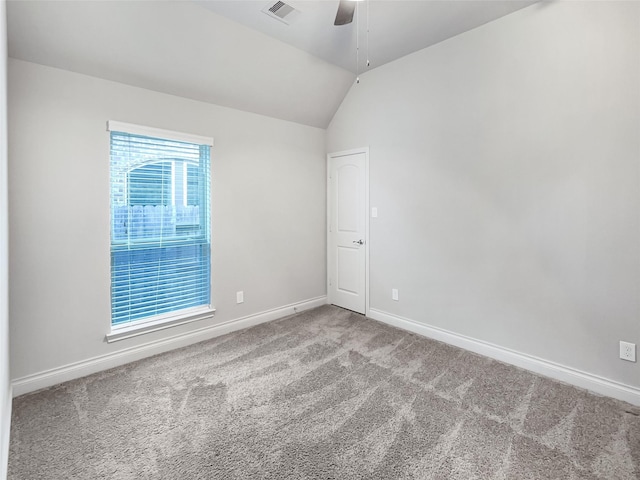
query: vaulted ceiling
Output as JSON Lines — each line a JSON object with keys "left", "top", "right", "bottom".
{"left": 7, "top": 1, "right": 536, "bottom": 128}
{"left": 197, "top": 0, "right": 536, "bottom": 74}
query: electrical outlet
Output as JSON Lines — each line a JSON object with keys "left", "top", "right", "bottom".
{"left": 620, "top": 341, "right": 636, "bottom": 362}
{"left": 392, "top": 288, "right": 399, "bottom": 301}
{"left": 371, "top": 207, "right": 378, "bottom": 218}
{"left": 236, "top": 291, "right": 244, "bottom": 304}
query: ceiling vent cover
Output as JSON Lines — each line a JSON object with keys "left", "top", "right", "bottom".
{"left": 262, "top": 1, "right": 301, "bottom": 25}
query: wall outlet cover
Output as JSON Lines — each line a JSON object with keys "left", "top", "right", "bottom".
{"left": 236, "top": 291, "right": 244, "bottom": 304}
{"left": 620, "top": 341, "right": 636, "bottom": 362}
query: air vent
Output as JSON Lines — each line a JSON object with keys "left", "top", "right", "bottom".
{"left": 262, "top": 1, "right": 301, "bottom": 25}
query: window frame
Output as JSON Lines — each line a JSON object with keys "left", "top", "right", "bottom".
{"left": 105, "top": 121, "right": 215, "bottom": 343}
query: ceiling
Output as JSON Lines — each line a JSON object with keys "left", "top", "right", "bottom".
{"left": 198, "top": 0, "right": 537, "bottom": 74}
{"left": 7, "top": 1, "right": 536, "bottom": 128}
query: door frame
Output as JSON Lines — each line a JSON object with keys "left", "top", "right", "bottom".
{"left": 327, "top": 147, "right": 370, "bottom": 316}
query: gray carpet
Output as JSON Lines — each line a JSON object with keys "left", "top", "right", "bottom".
{"left": 8, "top": 305, "right": 640, "bottom": 479}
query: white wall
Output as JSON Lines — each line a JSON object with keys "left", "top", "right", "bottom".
{"left": 8, "top": 59, "right": 326, "bottom": 385}
{"left": 328, "top": 1, "right": 640, "bottom": 389}
{"left": 0, "top": 0, "right": 10, "bottom": 476}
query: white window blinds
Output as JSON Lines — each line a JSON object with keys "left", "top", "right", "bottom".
{"left": 109, "top": 124, "right": 212, "bottom": 326}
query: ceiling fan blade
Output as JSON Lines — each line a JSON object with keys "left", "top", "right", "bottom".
{"left": 334, "top": 0, "right": 356, "bottom": 26}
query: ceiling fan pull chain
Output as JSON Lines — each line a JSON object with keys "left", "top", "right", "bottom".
{"left": 366, "top": 0, "right": 370, "bottom": 68}
{"left": 356, "top": 0, "right": 360, "bottom": 83}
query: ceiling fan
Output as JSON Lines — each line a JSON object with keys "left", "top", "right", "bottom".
{"left": 334, "top": 0, "right": 357, "bottom": 26}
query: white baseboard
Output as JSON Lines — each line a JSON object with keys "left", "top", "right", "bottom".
{"left": 12, "top": 296, "right": 327, "bottom": 397}
{"left": 368, "top": 308, "right": 640, "bottom": 406}
{"left": 1, "top": 384, "right": 11, "bottom": 480}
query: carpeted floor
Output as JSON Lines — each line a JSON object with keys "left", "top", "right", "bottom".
{"left": 8, "top": 305, "right": 640, "bottom": 479}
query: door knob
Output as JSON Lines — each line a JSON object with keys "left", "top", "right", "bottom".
{"left": 353, "top": 239, "right": 364, "bottom": 245}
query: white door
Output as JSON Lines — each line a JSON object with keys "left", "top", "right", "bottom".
{"left": 328, "top": 149, "right": 367, "bottom": 314}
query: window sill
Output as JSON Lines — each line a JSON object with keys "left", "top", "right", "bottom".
{"left": 105, "top": 306, "right": 216, "bottom": 343}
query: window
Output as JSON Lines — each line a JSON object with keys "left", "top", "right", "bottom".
{"left": 108, "top": 121, "right": 213, "bottom": 336}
